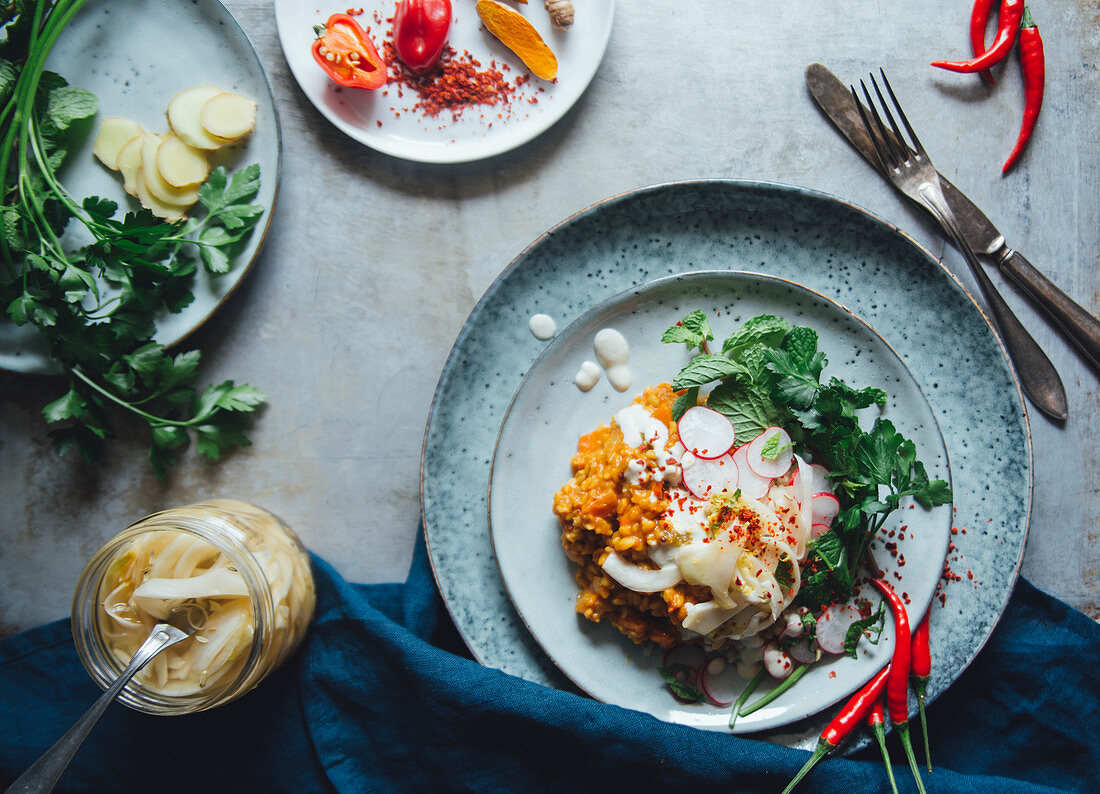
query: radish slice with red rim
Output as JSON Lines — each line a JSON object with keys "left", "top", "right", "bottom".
{"left": 811, "top": 492, "right": 840, "bottom": 526}
{"left": 816, "top": 602, "right": 862, "bottom": 655}
{"left": 676, "top": 406, "right": 736, "bottom": 460}
{"left": 811, "top": 463, "right": 833, "bottom": 495}
{"left": 745, "top": 427, "right": 794, "bottom": 479}
{"left": 810, "top": 522, "right": 831, "bottom": 540}
{"left": 681, "top": 451, "right": 739, "bottom": 499}
{"left": 788, "top": 637, "right": 821, "bottom": 665}
{"left": 732, "top": 444, "right": 771, "bottom": 499}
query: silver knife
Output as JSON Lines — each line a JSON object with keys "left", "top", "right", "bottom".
{"left": 806, "top": 62, "right": 1100, "bottom": 375}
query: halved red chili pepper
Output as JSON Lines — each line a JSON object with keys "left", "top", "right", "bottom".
{"left": 969, "top": 0, "right": 997, "bottom": 85}
{"left": 910, "top": 612, "right": 933, "bottom": 771}
{"left": 780, "top": 664, "right": 891, "bottom": 794}
{"left": 868, "top": 697, "right": 900, "bottom": 794}
{"left": 1003, "top": 8, "right": 1044, "bottom": 173}
{"left": 932, "top": 0, "right": 1023, "bottom": 74}
{"left": 393, "top": 0, "right": 452, "bottom": 74}
{"left": 312, "top": 13, "right": 387, "bottom": 90}
{"left": 872, "top": 578, "right": 926, "bottom": 794}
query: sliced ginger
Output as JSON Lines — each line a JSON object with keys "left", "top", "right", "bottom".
{"left": 93, "top": 118, "right": 144, "bottom": 170}
{"left": 200, "top": 93, "right": 257, "bottom": 142}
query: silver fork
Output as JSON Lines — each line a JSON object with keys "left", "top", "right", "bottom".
{"left": 854, "top": 70, "right": 1067, "bottom": 421}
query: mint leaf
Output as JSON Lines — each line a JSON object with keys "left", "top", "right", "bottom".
{"left": 658, "top": 664, "right": 704, "bottom": 703}
{"left": 671, "top": 354, "right": 745, "bottom": 390}
{"left": 721, "top": 314, "right": 789, "bottom": 359}
{"left": 672, "top": 386, "right": 698, "bottom": 423}
{"left": 759, "top": 430, "right": 792, "bottom": 461}
{"left": 707, "top": 380, "right": 784, "bottom": 442}
{"left": 662, "top": 310, "right": 712, "bottom": 351}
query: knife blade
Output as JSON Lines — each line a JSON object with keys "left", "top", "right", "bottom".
{"left": 806, "top": 62, "right": 1100, "bottom": 374}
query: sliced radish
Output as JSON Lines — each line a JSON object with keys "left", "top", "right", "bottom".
{"left": 811, "top": 463, "right": 834, "bottom": 495}
{"left": 676, "top": 406, "right": 736, "bottom": 460}
{"left": 812, "top": 492, "right": 841, "bottom": 527}
{"left": 816, "top": 603, "right": 862, "bottom": 655}
{"left": 788, "top": 637, "right": 821, "bottom": 665}
{"left": 745, "top": 427, "right": 794, "bottom": 479}
{"left": 763, "top": 642, "right": 795, "bottom": 679}
{"left": 732, "top": 443, "right": 771, "bottom": 499}
{"left": 810, "top": 523, "right": 831, "bottom": 540}
{"left": 680, "top": 451, "right": 738, "bottom": 499}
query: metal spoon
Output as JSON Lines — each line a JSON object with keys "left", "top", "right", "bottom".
{"left": 4, "top": 623, "right": 189, "bottom": 794}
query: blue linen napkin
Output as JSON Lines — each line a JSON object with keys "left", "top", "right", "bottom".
{"left": 2, "top": 536, "right": 1098, "bottom": 793}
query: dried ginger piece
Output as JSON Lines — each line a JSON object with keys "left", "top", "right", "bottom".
{"left": 545, "top": 0, "right": 574, "bottom": 29}
{"left": 475, "top": 0, "right": 558, "bottom": 80}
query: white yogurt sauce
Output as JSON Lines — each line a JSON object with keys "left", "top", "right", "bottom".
{"left": 573, "top": 361, "right": 600, "bottom": 391}
{"left": 594, "top": 328, "right": 631, "bottom": 391}
{"left": 615, "top": 404, "right": 681, "bottom": 485}
{"left": 528, "top": 314, "right": 557, "bottom": 340}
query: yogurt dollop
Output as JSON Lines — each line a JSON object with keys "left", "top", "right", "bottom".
{"left": 594, "top": 328, "right": 631, "bottom": 391}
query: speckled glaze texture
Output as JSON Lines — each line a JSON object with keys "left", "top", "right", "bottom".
{"left": 420, "top": 180, "right": 1031, "bottom": 745}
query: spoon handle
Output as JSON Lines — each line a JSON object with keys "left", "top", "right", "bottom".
{"left": 4, "top": 624, "right": 188, "bottom": 794}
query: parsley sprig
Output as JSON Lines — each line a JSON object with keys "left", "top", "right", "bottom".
{"left": 663, "top": 311, "right": 952, "bottom": 615}
{"left": 1, "top": 0, "right": 266, "bottom": 475}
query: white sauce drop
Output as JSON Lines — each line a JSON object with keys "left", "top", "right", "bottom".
{"left": 528, "top": 314, "right": 557, "bottom": 340}
{"left": 573, "top": 360, "right": 600, "bottom": 391}
{"left": 594, "top": 328, "right": 631, "bottom": 391}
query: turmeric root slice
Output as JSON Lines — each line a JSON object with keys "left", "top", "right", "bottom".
{"left": 475, "top": 0, "right": 558, "bottom": 81}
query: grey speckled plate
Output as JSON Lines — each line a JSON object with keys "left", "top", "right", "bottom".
{"left": 420, "top": 180, "right": 1032, "bottom": 747}
{"left": 489, "top": 271, "right": 951, "bottom": 733}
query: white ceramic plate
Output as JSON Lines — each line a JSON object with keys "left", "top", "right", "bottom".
{"left": 0, "top": 0, "right": 280, "bottom": 375}
{"left": 274, "top": 0, "right": 613, "bottom": 163}
{"left": 488, "top": 271, "right": 952, "bottom": 732}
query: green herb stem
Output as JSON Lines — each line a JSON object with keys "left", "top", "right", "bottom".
{"left": 738, "top": 663, "right": 811, "bottom": 717}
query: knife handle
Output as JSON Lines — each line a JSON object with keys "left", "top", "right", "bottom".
{"left": 997, "top": 248, "right": 1100, "bottom": 374}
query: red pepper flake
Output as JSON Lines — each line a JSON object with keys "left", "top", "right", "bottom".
{"left": 383, "top": 42, "right": 524, "bottom": 121}
{"left": 345, "top": 6, "right": 364, "bottom": 14}
{"left": 829, "top": 671, "right": 837, "bottom": 679}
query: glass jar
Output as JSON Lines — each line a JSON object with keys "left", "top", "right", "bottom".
{"left": 71, "top": 499, "right": 315, "bottom": 714}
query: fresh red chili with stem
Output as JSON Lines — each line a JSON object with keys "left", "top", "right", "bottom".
{"left": 1003, "top": 8, "right": 1044, "bottom": 173}
{"left": 779, "top": 664, "right": 891, "bottom": 794}
{"left": 393, "top": 0, "right": 452, "bottom": 74}
{"left": 932, "top": 0, "right": 1023, "bottom": 74}
{"left": 872, "top": 578, "right": 926, "bottom": 794}
{"left": 911, "top": 612, "right": 933, "bottom": 771}
{"left": 969, "top": 0, "right": 997, "bottom": 84}
{"left": 868, "top": 698, "right": 901, "bottom": 794}
{"left": 312, "top": 13, "right": 387, "bottom": 90}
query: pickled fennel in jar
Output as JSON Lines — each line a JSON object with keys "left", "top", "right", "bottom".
{"left": 77, "top": 500, "right": 314, "bottom": 711}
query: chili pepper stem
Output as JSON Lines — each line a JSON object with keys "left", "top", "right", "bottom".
{"left": 871, "top": 721, "right": 900, "bottom": 794}
{"left": 729, "top": 667, "right": 766, "bottom": 729}
{"left": 779, "top": 738, "right": 832, "bottom": 794}
{"left": 738, "top": 663, "right": 811, "bottom": 717}
{"left": 895, "top": 721, "right": 927, "bottom": 794}
{"left": 914, "top": 677, "right": 932, "bottom": 771}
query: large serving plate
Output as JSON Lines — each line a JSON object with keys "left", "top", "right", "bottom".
{"left": 489, "top": 271, "right": 951, "bottom": 732}
{"left": 0, "top": 0, "right": 280, "bottom": 374}
{"left": 274, "top": 0, "right": 614, "bottom": 163}
{"left": 420, "top": 180, "right": 1031, "bottom": 745}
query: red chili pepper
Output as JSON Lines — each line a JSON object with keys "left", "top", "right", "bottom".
{"left": 868, "top": 698, "right": 900, "bottom": 794}
{"left": 969, "top": 0, "right": 998, "bottom": 85}
{"left": 910, "top": 612, "right": 932, "bottom": 771}
{"left": 872, "top": 578, "right": 926, "bottom": 794}
{"left": 393, "top": 0, "right": 452, "bottom": 74}
{"left": 931, "top": 0, "right": 1024, "bottom": 74}
{"left": 312, "top": 13, "right": 387, "bottom": 90}
{"left": 779, "top": 664, "right": 891, "bottom": 794}
{"left": 1002, "top": 8, "right": 1044, "bottom": 173}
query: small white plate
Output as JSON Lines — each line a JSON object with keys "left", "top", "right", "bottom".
{"left": 0, "top": 0, "right": 280, "bottom": 375}
{"left": 488, "top": 271, "right": 952, "bottom": 732}
{"left": 274, "top": 1, "right": 613, "bottom": 163}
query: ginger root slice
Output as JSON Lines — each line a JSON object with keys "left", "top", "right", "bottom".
{"left": 545, "top": 0, "right": 574, "bottom": 29}
{"left": 475, "top": 0, "right": 557, "bottom": 81}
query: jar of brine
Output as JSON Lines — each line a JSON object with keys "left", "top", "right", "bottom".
{"left": 71, "top": 500, "right": 315, "bottom": 714}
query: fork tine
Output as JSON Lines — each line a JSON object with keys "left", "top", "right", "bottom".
{"left": 869, "top": 73, "right": 912, "bottom": 158}
{"left": 877, "top": 68, "right": 926, "bottom": 157}
{"left": 852, "top": 85, "right": 895, "bottom": 171}
{"left": 859, "top": 79, "right": 904, "bottom": 168}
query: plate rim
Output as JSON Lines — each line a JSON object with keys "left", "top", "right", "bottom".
{"left": 0, "top": 0, "right": 283, "bottom": 375}
{"left": 272, "top": 0, "right": 616, "bottom": 164}
{"left": 486, "top": 268, "right": 954, "bottom": 731}
{"left": 420, "top": 177, "right": 1034, "bottom": 735}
